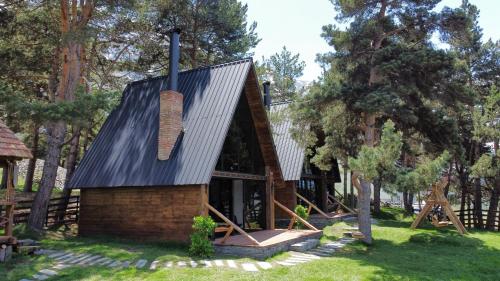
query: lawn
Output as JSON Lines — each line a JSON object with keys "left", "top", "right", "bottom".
{"left": 1, "top": 208, "right": 499, "bottom": 281}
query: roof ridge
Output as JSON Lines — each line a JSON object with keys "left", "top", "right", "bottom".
{"left": 129, "top": 58, "right": 254, "bottom": 87}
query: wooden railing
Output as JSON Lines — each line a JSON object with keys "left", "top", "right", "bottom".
{"left": 274, "top": 199, "right": 318, "bottom": 231}
{"left": 205, "top": 202, "right": 261, "bottom": 246}
{"left": 296, "top": 192, "right": 333, "bottom": 218}
{"left": 7, "top": 196, "right": 80, "bottom": 227}
{"left": 327, "top": 194, "right": 357, "bottom": 214}
{"left": 454, "top": 209, "right": 499, "bottom": 231}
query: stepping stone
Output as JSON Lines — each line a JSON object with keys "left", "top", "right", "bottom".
{"left": 78, "top": 255, "right": 101, "bottom": 265}
{"left": 315, "top": 248, "right": 335, "bottom": 254}
{"left": 48, "top": 251, "right": 66, "bottom": 258}
{"left": 306, "top": 251, "right": 330, "bottom": 257}
{"left": 32, "top": 274, "right": 49, "bottom": 280}
{"left": 52, "top": 263, "right": 70, "bottom": 270}
{"left": 285, "top": 258, "right": 308, "bottom": 263}
{"left": 99, "top": 258, "right": 113, "bottom": 266}
{"left": 201, "top": 260, "right": 212, "bottom": 267}
{"left": 55, "top": 253, "right": 74, "bottom": 261}
{"left": 214, "top": 260, "right": 224, "bottom": 267}
{"left": 165, "top": 261, "right": 173, "bottom": 268}
{"left": 226, "top": 260, "right": 237, "bottom": 269}
{"left": 177, "top": 261, "right": 186, "bottom": 267}
{"left": 257, "top": 262, "right": 272, "bottom": 270}
{"left": 108, "top": 260, "right": 122, "bottom": 268}
{"left": 63, "top": 254, "right": 86, "bottom": 263}
{"left": 70, "top": 254, "right": 93, "bottom": 264}
{"left": 135, "top": 259, "right": 148, "bottom": 268}
{"left": 39, "top": 269, "right": 57, "bottom": 276}
{"left": 150, "top": 260, "right": 159, "bottom": 270}
{"left": 241, "top": 263, "right": 259, "bottom": 272}
{"left": 120, "top": 261, "right": 131, "bottom": 268}
{"left": 291, "top": 253, "right": 321, "bottom": 260}
{"left": 276, "top": 261, "right": 295, "bottom": 266}
{"left": 189, "top": 260, "right": 198, "bottom": 267}
{"left": 88, "top": 257, "right": 108, "bottom": 266}
{"left": 287, "top": 257, "right": 311, "bottom": 262}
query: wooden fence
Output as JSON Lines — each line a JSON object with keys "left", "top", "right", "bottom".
{"left": 454, "top": 209, "right": 499, "bottom": 231}
{"left": 9, "top": 196, "right": 79, "bottom": 227}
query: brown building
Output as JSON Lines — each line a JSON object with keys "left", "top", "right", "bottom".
{"left": 68, "top": 43, "right": 294, "bottom": 242}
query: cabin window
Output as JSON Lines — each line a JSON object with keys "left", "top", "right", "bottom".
{"left": 215, "top": 89, "right": 265, "bottom": 175}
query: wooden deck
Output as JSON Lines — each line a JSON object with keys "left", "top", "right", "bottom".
{"left": 214, "top": 229, "right": 321, "bottom": 247}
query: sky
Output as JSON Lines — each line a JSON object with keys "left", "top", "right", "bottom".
{"left": 241, "top": 0, "right": 500, "bottom": 82}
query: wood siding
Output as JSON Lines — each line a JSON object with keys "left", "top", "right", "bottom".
{"left": 275, "top": 181, "right": 297, "bottom": 219}
{"left": 79, "top": 185, "right": 206, "bottom": 242}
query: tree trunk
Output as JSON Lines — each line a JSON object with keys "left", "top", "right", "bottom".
{"left": 28, "top": 1, "right": 94, "bottom": 231}
{"left": 459, "top": 179, "right": 467, "bottom": 225}
{"left": 343, "top": 164, "right": 348, "bottom": 205}
{"left": 408, "top": 192, "right": 414, "bottom": 213}
{"left": 55, "top": 126, "right": 81, "bottom": 223}
{"left": 24, "top": 125, "right": 40, "bottom": 192}
{"left": 28, "top": 121, "right": 67, "bottom": 230}
{"left": 473, "top": 142, "right": 483, "bottom": 229}
{"left": 485, "top": 178, "right": 500, "bottom": 230}
{"left": 350, "top": 170, "right": 354, "bottom": 208}
{"left": 358, "top": 178, "right": 373, "bottom": 244}
{"left": 373, "top": 177, "right": 381, "bottom": 213}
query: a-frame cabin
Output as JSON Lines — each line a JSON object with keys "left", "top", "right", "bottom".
{"left": 69, "top": 58, "right": 286, "bottom": 242}
{"left": 270, "top": 102, "right": 346, "bottom": 224}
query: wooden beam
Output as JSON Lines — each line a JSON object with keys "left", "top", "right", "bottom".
{"left": 411, "top": 203, "right": 432, "bottom": 229}
{"left": 328, "top": 194, "right": 358, "bottom": 214}
{"left": 296, "top": 192, "right": 333, "bottom": 218}
{"left": 4, "top": 160, "right": 15, "bottom": 237}
{"left": 274, "top": 199, "right": 318, "bottom": 231}
{"left": 212, "top": 170, "right": 266, "bottom": 181}
{"left": 205, "top": 203, "right": 261, "bottom": 246}
{"left": 265, "top": 166, "right": 275, "bottom": 230}
{"left": 320, "top": 173, "right": 328, "bottom": 213}
{"left": 200, "top": 185, "right": 208, "bottom": 216}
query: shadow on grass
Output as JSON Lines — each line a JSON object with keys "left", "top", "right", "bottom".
{"left": 337, "top": 229, "right": 500, "bottom": 281}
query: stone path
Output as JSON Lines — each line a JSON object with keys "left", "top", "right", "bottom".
{"left": 22, "top": 238, "right": 356, "bottom": 280}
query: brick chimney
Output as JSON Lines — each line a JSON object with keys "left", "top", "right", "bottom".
{"left": 158, "top": 28, "right": 182, "bottom": 160}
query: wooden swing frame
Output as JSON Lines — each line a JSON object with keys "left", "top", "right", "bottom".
{"left": 411, "top": 180, "right": 467, "bottom": 235}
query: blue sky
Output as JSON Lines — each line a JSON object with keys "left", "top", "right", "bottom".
{"left": 242, "top": 0, "right": 500, "bottom": 81}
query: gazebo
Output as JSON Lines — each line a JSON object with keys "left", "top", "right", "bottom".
{"left": 0, "top": 120, "right": 32, "bottom": 259}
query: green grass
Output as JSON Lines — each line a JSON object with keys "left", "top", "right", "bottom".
{"left": 1, "top": 208, "right": 500, "bottom": 281}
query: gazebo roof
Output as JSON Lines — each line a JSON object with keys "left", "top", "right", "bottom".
{"left": 0, "top": 120, "right": 33, "bottom": 160}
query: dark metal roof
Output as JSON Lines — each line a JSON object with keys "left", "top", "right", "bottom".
{"left": 270, "top": 102, "right": 305, "bottom": 181}
{"left": 70, "top": 59, "right": 255, "bottom": 188}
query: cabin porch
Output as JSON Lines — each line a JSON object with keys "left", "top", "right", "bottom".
{"left": 213, "top": 228, "right": 322, "bottom": 259}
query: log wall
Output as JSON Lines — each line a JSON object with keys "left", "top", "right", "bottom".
{"left": 79, "top": 185, "right": 206, "bottom": 242}
{"left": 275, "top": 181, "right": 297, "bottom": 219}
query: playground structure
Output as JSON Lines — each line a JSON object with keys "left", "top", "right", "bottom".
{"left": 411, "top": 177, "right": 467, "bottom": 235}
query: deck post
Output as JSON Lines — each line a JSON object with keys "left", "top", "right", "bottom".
{"left": 200, "top": 184, "right": 208, "bottom": 216}
{"left": 265, "top": 166, "right": 275, "bottom": 230}
{"left": 320, "top": 172, "right": 328, "bottom": 212}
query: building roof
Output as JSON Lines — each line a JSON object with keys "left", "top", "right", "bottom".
{"left": 0, "top": 121, "right": 33, "bottom": 160}
{"left": 69, "top": 58, "right": 282, "bottom": 188}
{"left": 271, "top": 102, "right": 342, "bottom": 183}
{"left": 270, "top": 102, "right": 305, "bottom": 181}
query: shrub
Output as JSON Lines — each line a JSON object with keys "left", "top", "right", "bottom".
{"left": 189, "top": 216, "right": 216, "bottom": 257}
{"left": 294, "top": 205, "right": 309, "bottom": 229}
